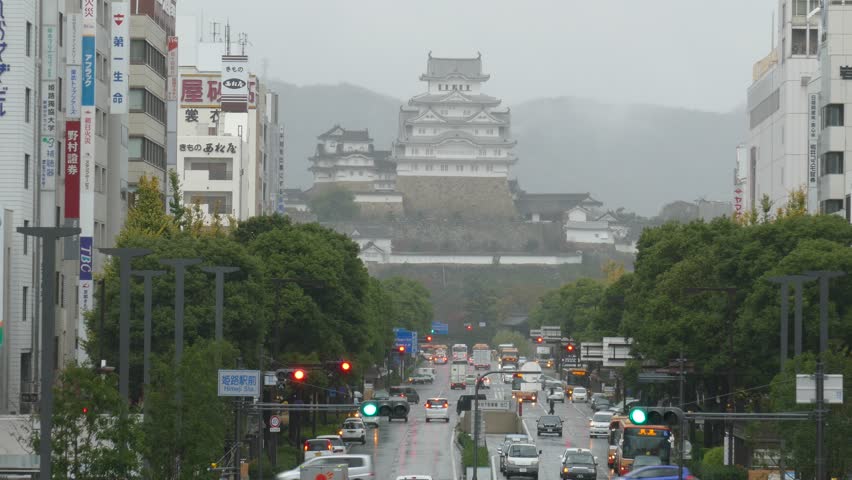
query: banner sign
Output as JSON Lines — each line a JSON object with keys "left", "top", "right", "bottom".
{"left": 110, "top": 2, "right": 129, "bottom": 113}
{"left": 68, "top": 14, "right": 82, "bottom": 65}
{"left": 167, "top": 36, "right": 178, "bottom": 101}
{"left": 180, "top": 74, "right": 258, "bottom": 109}
{"left": 220, "top": 55, "right": 249, "bottom": 112}
{"left": 0, "top": 0, "right": 9, "bottom": 116}
{"left": 807, "top": 93, "right": 819, "bottom": 213}
{"left": 82, "top": 36, "right": 95, "bottom": 106}
{"left": 65, "top": 121, "right": 81, "bottom": 219}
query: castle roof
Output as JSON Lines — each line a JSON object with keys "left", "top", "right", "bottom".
{"left": 398, "top": 130, "right": 516, "bottom": 147}
{"left": 318, "top": 125, "right": 373, "bottom": 143}
{"left": 420, "top": 53, "right": 490, "bottom": 82}
{"left": 516, "top": 193, "right": 603, "bottom": 218}
{"left": 405, "top": 108, "right": 510, "bottom": 126}
{"left": 410, "top": 91, "right": 501, "bottom": 107}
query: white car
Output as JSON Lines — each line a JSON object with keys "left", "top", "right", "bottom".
{"left": 338, "top": 418, "right": 366, "bottom": 444}
{"left": 547, "top": 389, "right": 565, "bottom": 403}
{"left": 571, "top": 387, "right": 588, "bottom": 402}
{"left": 316, "top": 434, "right": 348, "bottom": 454}
{"left": 589, "top": 411, "right": 614, "bottom": 437}
{"left": 425, "top": 397, "right": 450, "bottom": 422}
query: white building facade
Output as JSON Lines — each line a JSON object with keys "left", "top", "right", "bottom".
{"left": 744, "top": 0, "right": 821, "bottom": 213}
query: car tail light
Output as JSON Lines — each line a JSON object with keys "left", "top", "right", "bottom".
{"left": 443, "top": 403, "right": 448, "bottom": 408}
{"left": 303, "top": 443, "right": 309, "bottom": 451}
{"left": 425, "top": 403, "right": 431, "bottom": 408}
{"left": 327, "top": 443, "right": 333, "bottom": 450}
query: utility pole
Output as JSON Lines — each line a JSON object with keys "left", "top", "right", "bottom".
{"left": 803, "top": 270, "right": 844, "bottom": 480}
{"left": 17, "top": 226, "right": 80, "bottom": 480}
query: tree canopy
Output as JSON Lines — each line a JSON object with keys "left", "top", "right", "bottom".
{"left": 307, "top": 187, "right": 359, "bottom": 221}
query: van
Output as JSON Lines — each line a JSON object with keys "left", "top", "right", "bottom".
{"left": 504, "top": 443, "right": 541, "bottom": 479}
{"left": 416, "top": 367, "right": 437, "bottom": 381}
{"left": 389, "top": 386, "right": 420, "bottom": 403}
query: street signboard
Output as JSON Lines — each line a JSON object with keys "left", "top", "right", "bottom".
{"left": 479, "top": 400, "right": 511, "bottom": 411}
{"left": 217, "top": 369, "right": 261, "bottom": 397}
{"left": 796, "top": 374, "right": 844, "bottom": 404}
{"left": 431, "top": 322, "right": 449, "bottom": 335}
{"left": 541, "top": 326, "right": 561, "bottom": 340}
{"left": 269, "top": 415, "right": 281, "bottom": 432}
{"left": 529, "top": 329, "right": 542, "bottom": 338}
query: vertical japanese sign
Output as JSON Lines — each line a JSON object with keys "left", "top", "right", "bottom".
{"left": 221, "top": 55, "right": 249, "bottom": 112}
{"left": 110, "top": 3, "right": 129, "bottom": 113}
{"left": 40, "top": 22, "right": 58, "bottom": 191}
{"left": 808, "top": 93, "right": 819, "bottom": 214}
{"left": 66, "top": 14, "right": 82, "bottom": 119}
{"left": 79, "top": 0, "right": 97, "bottom": 325}
{"left": 167, "top": 36, "right": 178, "bottom": 101}
{"left": 65, "top": 122, "right": 81, "bottom": 219}
{"left": 0, "top": 0, "right": 9, "bottom": 117}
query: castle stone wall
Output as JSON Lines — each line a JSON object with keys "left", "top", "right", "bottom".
{"left": 396, "top": 176, "right": 517, "bottom": 219}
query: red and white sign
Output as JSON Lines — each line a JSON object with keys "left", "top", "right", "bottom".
{"left": 269, "top": 415, "right": 281, "bottom": 432}
{"left": 180, "top": 75, "right": 257, "bottom": 108}
{"left": 167, "top": 36, "right": 178, "bottom": 101}
{"left": 64, "top": 121, "right": 81, "bottom": 219}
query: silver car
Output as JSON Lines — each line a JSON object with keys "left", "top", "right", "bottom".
{"left": 275, "top": 454, "right": 374, "bottom": 480}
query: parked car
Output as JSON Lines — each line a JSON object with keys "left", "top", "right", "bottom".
{"left": 571, "top": 387, "right": 587, "bottom": 402}
{"left": 303, "top": 438, "right": 336, "bottom": 458}
{"left": 315, "top": 434, "right": 347, "bottom": 454}
{"left": 559, "top": 448, "right": 597, "bottom": 480}
{"left": 615, "top": 465, "right": 698, "bottom": 480}
{"left": 275, "top": 454, "right": 374, "bottom": 480}
{"left": 536, "top": 415, "right": 563, "bottom": 436}
{"left": 589, "top": 393, "right": 608, "bottom": 410}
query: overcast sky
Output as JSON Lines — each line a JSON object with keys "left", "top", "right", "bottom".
{"left": 176, "top": 0, "right": 778, "bottom": 112}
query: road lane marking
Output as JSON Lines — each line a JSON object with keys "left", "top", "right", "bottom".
{"left": 491, "top": 455, "right": 498, "bottom": 480}
{"left": 449, "top": 419, "right": 458, "bottom": 480}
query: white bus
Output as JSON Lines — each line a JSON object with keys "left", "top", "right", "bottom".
{"left": 451, "top": 344, "right": 468, "bottom": 363}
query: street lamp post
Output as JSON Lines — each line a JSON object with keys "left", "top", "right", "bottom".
{"left": 17, "top": 226, "right": 80, "bottom": 480}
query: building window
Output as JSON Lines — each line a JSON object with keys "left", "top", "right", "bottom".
{"left": 58, "top": 76, "right": 63, "bottom": 112}
{"left": 793, "top": 0, "right": 809, "bottom": 16}
{"left": 55, "top": 272, "right": 60, "bottom": 305}
{"left": 809, "top": 29, "right": 818, "bottom": 55}
{"left": 186, "top": 158, "right": 234, "bottom": 180}
{"left": 20, "top": 352, "right": 31, "bottom": 384}
{"left": 24, "top": 154, "right": 30, "bottom": 189}
{"left": 417, "top": 128, "right": 425, "bottom": 134}
{"left": 440, "top": 164, "right": 448, "bottom": 172}
{"left": 129, "top": 88, "right": 166, "bottom": 124}
{"left": 95, "top": 108, "right": 107, "bottom": 137}
{"left": 847, "top": 195, "right": 851, "bottom": 222}
{"left": 486, "top": 128, "right": 494, "bottom": 135}
{"left": 821, "top": 199, "right": 844, "bottom": 214}
{"left": 23, "top": 220, "right": 28, "bottom": 254}
{"left": 129, "top": 136, "right": 166, "bottom": 169}
{"left": 26, "top": 22, "right": 32, "bottom": 56}
{"left": 466, "top": 85, "right": 470, "bottom": 91}
{"left": 456, "top": 165, "right": 464, "bottom": 172}
{"left": 486, "top": 164, "right": 494, "bottom": 172}
{"left": 25, "top": 88, "right": 31, "bottom": 122}
{"left": 822, "top": 104, "right": 844, "bottom": 128}
{"left": 791, "top": 29, "right": 807, "bottom": 55}
{"left": 471, "top": 165, "right": 479, "bottom": 172}
{"left": 55, "top": 206, "right": 60, "bottom": 227}
{"left": 59, "top": 13, "right": 63, "bottom": 46}
{"left": 22, "top": 286, "right": 28, "bottom": 321}
{"left": 478, "top": 148, "right": 486, "bottom": 156}
{"left": 821, "top": 152, "right": 844, "bottom": 175}
{"left": 130, "top": 39, "right": 166, "bottom": 77}
{"left": 425, "top": 164, "right": 433, "bottom": 171}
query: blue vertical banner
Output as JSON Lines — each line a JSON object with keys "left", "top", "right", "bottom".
{"left": 81, "top": 36, "right": 95, "bottom": 106}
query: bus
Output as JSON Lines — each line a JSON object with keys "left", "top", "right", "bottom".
{"left": 563, "top": 368, "right": 591, "bottom": 397}
{"left": 609, "top": 416, "right": 672, "bottom": 475}
{"left": 451, "top": 344, "right": 468, "bottom": 363}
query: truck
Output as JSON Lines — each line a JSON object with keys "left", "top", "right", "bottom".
{"left": 450, "top": 363, "right": 467, "bottom": 390}
{"left": 472, "top": 344, "right": 491, "bottom": 370}
{"left": 511, "top": 361, "right": 542, "bottom": 403}
{"left": 536, "top": 345, "right": 554, "bottom": 368}
{"left": 500, "top": 347, "right": 519, "bottom": 368}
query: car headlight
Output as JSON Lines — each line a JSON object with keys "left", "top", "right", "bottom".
{"left": 563, "top": 467, "right": 570, "bottom": 474}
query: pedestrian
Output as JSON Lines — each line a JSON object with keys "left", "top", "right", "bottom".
{"left": 548, "top": 399, "right": 556, "bottom": 415}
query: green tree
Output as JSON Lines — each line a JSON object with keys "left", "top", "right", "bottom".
{"left": 528, "top": 278, "right": 605, "bottom": 340}
{"left": 463, "top": 278, "right": 499, "bottom": 327}
{"left": 308, "top": 187, "right": 359, "bottom": 221}
{"left": 382, "top": 277, "right": 433, "bottom": 333}
{"left": 119, "top": 175, "right": 171, "bottom": 242}
{"left": 168, "top": 168, "right": 188, "bottom": 230}
{"left": 142, "top": 340, "right": 237, "bottom": 479}
{"left": 29, "top": 366, "right": 141, "bottom": 478}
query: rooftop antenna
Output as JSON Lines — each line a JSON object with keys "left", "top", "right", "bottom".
{"left": 211, "top": 21, "right": 221, "bottom": 43}
{"left": 238, "top": 32, "right": 251, "bottom": 56}
{"left": 771, "top": 10, "right": 775, "bottom": 50}
{"left": 225, "top": 19, "right": 231, "bottom": 55}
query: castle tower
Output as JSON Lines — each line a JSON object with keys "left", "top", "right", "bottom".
{"left": 391, "top": 53, "right": 518, "bottom": 218}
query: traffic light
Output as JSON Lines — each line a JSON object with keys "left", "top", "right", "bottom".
{"left": 430, "top": 328, "right": 435, "bottom": 334}
{"left": 565, "top": 343, "right": 576, "bottom": 354}
{"left": 397, "top": 345, "right": 406, "bottom": 355}
{"left": 426, "top": 335, "right": 433, "bottom": 343}
{"left": 536, "top": 336, "right": 543, "bottom": 344}
{"left": 81, "top": 406, "right": 90, "bottom": 415}
{"left": 628, "top": 406, "right": 684, "bottom": 427}
{"left": 465, "top": 323, "right": 473, "bottom": 331}
{"left": 292, "top": 368, "right": 307, "bottom": 382}
{"left": 360, "top": 401, "right": 379, "bottom": 417}
{"left": 340, "top": 361, "right": 351, "bottom": 373}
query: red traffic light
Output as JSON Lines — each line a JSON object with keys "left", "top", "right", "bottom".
{"left": 82, "top": 406, "right": 89, "bottom": 414}
{"left": 536, "top": 336, "right": 543, "bottom": 344}
{"left": 292, "top": 369, "right": 307, "bottom": 381}
{"left": 426, "top": 335, "right": 433, "bottom": 342}
{"left": 340, "top": 361, "right": 352, "bottom": 372}
{"left": 398, "top": 345, "right": 406, "bottom": 354}
{"left": 465, "top": 324, "right": 473, "bottom": 331}
{"left": 565, "top": 343, "right": 575, "bottom": 353}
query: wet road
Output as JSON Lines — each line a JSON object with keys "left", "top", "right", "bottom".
{"left": 344, "top": 361, "right": 612, "bottom": 480}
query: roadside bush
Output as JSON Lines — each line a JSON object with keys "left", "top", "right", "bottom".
{"left": 696, "top": 465, "right": 748, "bottom": 480}
{"left": 702, "top": 446, "right": 724, "bottom": 467}
{"left": 458, "top": 432, "right": 489, "bottom": 467}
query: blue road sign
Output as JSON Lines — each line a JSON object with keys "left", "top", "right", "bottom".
{"left": 431, "top": 322, "right": 449, "bottom": 335}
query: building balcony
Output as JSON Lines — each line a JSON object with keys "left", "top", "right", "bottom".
{"left": 183, "top": 169, "right": 237, "bottom": 191}
{"left": 818, "top": 173, "right": 844, "bottom": 202}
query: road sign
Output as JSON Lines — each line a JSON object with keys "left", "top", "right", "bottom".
{"left": 269, "top": 415, "right": 281, "bottom": 432}
{"left": 796, "top": 374, "right": 844, "bottom": 404}
{"left": 479, "top": 400, "right": 511, "bottom": 411}
{"left": 431, "top": 322, "right": 449, "bottom": 335}
{"left": 217, "top": 369, "right": 261, "bottom": 397}
{"left": 395, "top": 328, "right": 415, "bottom": 355}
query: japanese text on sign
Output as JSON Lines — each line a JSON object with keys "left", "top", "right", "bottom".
{"left": 218, "top": 369, "right": 261, "bottom": 397}
{"left": 180, "top": 76, "right": 258, "bottom": 107}
{"left": 110, "top": 3, "right": 129, "bottom": 113}
{"left": 0, "top": 0, "right": 11, "bottom": 117}
{"left": 179, "top": 142, "right": 237, "bottom": 154}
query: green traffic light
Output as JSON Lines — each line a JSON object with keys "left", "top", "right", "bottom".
{"left": 629, "top": 407, "right": 647, "bottom": 425}
{"left": 360, "top": 401, "right": 378, "bottom": 417}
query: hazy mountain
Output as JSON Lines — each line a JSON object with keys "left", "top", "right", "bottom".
{"left": 271, "top": 81, "right": 745, "bottom": 215}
